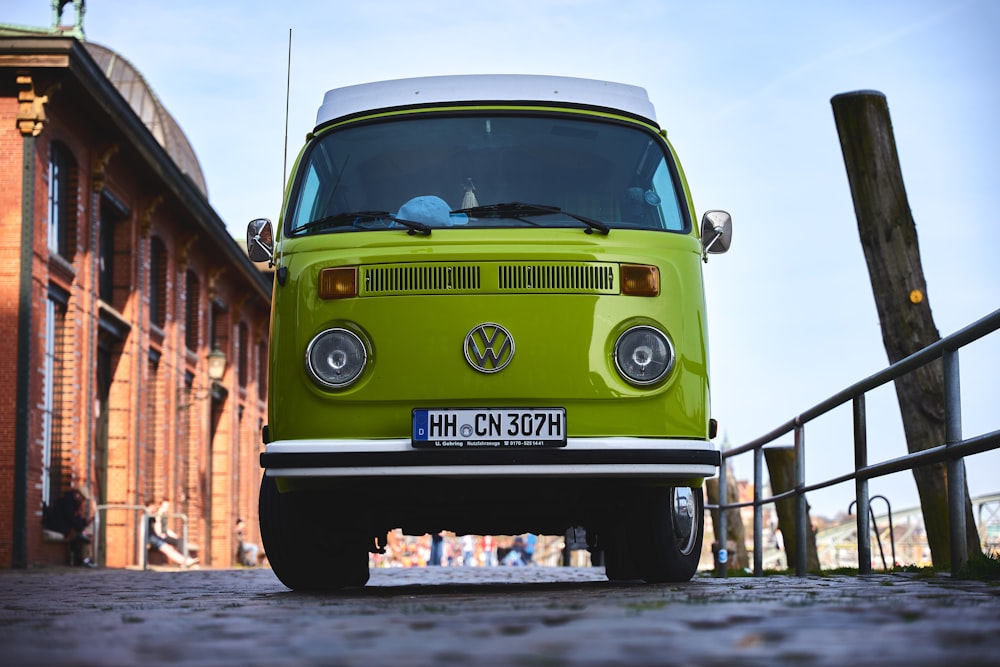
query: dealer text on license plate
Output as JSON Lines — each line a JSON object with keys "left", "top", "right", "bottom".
{"left": 412, "top": 408, "right": 566, "bottom": 448}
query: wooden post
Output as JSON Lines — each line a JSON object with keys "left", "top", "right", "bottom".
{"left": 764, "top": 447, "right": 819, "bottom": 571}
{"left": 706, "top": 469, "right": 749, "bottom": 571}
{"left": 831, "top": 90, "right": 981, "bottom": 570}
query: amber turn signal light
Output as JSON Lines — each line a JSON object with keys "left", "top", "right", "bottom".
{"left": 318, "top": 267, "right": 358, "bottom": 299}
{"left": 620, "top": 264, "right": 659, "bottom": 296}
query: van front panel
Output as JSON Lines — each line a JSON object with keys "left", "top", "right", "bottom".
{"left": 267, "top": 228, "right": 708, "bottom": 443}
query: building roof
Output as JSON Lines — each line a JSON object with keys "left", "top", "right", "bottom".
{"left": 0, "top": 33, "right": 271, "bottom": 299}
{"left": 0, "top": 19, "right": 207, "bottom": 198}
{"left": 82, "top": 41, "right": 207, "bottom": 197}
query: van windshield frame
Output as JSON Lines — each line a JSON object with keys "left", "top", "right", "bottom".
{"left": 285, "top": 111, "right": 691, "bottom": 236}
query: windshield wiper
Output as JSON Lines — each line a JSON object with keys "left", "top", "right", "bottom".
{"left": 385, "top": 215, "right": 432, "bottom": 235}
{"left": 292, "top": 210, "right": 431, "bottom": 236}
{"left": 451, "top": 202, "right": 610, "bottom": 235}
{"left": 293, "top": 211, "right": 389, "bottom": 235}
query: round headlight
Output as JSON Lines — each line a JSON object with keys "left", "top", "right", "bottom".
{"left": 306, "top": 328, "right": 367, "bottom": 388}
{"left": 614, "top": 326, "right": 674, "bottom": 385}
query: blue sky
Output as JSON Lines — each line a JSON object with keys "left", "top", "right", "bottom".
{"left": 7, "top": 0, "right": 998, "bottom": 517}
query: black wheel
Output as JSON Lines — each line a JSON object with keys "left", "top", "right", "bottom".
{"left": 601, "top": 524, "right": 642, "bottom": 582}
{"left": 626, "top": 485, "right": 704, "bottom": 583}
{"left": 259, "top": 475, "right": 370, "bottom": 591}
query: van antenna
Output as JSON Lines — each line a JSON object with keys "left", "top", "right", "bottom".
{"left": 282, "top": 28, "right": 292, "bottom": 192}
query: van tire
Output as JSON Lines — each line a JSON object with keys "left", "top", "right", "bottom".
{"left": 626, "top": 486, "right": 704, "bottom": 583}
{"left": 259, "top": 475, "right": 370, "bottom": 590}
{"left": 602, "top": 524, "right": 642, "bottom": 582}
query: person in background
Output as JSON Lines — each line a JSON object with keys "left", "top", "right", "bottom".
{"left": 145, "top": 498, "right": 197, "bottom": 568}
{"left": 481, "top": 534, "right": 496, "bottom": 567}
{"left": 522, "top": 533, "right": 537, "bottom": 564}
{"left": 43, "top": 487, "right": 95, "bottom": 567}
{"left": 428, "top": 532, "right": 444, "bottom": 566}
{"left": 235, "top": 518, "right": 260, "bottom": 566}
{"left": 156, "top": 499, "right": 199, "bottom": 554}
{"left": 462, "top": 534, "right": 475, "bottom": 566}
{"left": 502, "top": 536, "right": 526, "bottom": 566}
{"left": 443, "top": 534, "right": 457, "bottom": 566}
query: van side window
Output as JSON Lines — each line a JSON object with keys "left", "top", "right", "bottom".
{"left": 651, "top": 160, "right": 685, "bottom": 232}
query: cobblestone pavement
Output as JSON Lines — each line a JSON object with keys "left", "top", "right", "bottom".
{"left": 0, "top": 565, "right": 997, "bottom": 666}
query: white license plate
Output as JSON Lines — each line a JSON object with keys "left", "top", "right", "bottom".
{"left": 412, "top": 408, "right": 567, "bottom": 449}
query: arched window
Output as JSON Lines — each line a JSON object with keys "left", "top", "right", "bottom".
{"left": 185, "top": 270, "right": 200, "bottom": 351}
{"left": 238, "top": 322, "right": 249, "bottom": 387}
{"left": 98, "top": 193, "right": 126, "bottom": 306}
{"left": 42, "top": 286, "right": 71, "bottom": 505}
{"left": 257, "top": 341, "right": 267, "bottom": 402}
{"left": 48, "top": 142, "right": 78, "bottom": 260}
{"left": 149, "top": 237, "right": 168, "bottom": 329}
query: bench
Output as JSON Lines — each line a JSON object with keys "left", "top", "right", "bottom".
{"left": 41, "top": 528, "right": 83, "bottom": 565}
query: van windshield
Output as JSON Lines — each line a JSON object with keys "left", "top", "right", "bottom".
{"left": 286, "top": 113, "right": 689, "bottom": 236}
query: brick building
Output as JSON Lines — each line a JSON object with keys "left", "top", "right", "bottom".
{"left": 0, "top": 8, "right": 272, "bottom": 568}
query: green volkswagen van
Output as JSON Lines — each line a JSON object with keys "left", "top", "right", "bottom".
{"left": 247, "top": 74, "right": 732, "bottom": 590}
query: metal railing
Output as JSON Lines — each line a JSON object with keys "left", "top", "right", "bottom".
{"left": 92, "top": 504, "right": 146, "bottom": 568}
{"left": 711, "top": 308, "right": 1000, "bottom": 577}
{"left": 848, "top": 494, "right": 895, "bottom": 570}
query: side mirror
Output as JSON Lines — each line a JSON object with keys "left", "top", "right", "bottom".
{"left": 247, "top": 218, "right": 274, "bottom": 264}
{"left": 700, "top": 210, "right": 732, "bottom": 259}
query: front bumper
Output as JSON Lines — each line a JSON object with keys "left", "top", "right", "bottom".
{"left": 261, "top": 437, "right": 720, "bottom": 479}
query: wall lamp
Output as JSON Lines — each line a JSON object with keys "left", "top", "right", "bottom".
{"left": 207, "top": 346, "right": 227, "bottom": 383}
{"left": 206, "top": 346, "right": 227, "bottom": 400}
{"left": 178, "top": 347, "right": 228, "bottom": 408}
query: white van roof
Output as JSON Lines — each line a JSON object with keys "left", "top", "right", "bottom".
{"left": 315, "top": 74, "right": 658, "bottom": 128}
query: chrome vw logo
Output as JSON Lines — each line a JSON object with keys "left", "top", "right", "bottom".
{"left": 464, "top": 323, "right": 514, "bottom": 373}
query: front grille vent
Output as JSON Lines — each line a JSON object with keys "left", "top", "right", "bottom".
{"left": 360, "top": 262, "right": 617, "bottom": 295}
{"left": 498, "top": 263, "right": 616, "bottom": 293}
{"left": 363, "top": 264, "right": 481, "bottom": 295}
